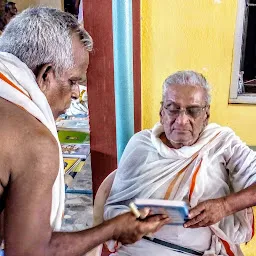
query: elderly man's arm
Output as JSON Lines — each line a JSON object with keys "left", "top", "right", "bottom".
{"left": 5, "top": 129, "right": 169, "bottom": 256}
{"left": 184, "top": 184, "right": 256, "bottom": 228}
{"left": 185, "top": 140, "right": 256, "bottom": 228}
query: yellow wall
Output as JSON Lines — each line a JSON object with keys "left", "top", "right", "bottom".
{"left": 141, "top": 0, "right": 256, "bottom": 146}
{"left": 141, "top": 1, "right": 256, "bottom": 255}
{"left": 16, "top": 0, "right": 63, "bottom": 12}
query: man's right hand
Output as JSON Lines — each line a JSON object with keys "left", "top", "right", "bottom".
{"left": 110, "top": 208, "right": 170, "bottom": 244}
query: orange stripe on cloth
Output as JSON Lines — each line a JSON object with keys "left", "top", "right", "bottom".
{"left": 0, "top": 73, "right": 35, "bottom": 117}
{"left": 245, "top": 209, "right": 254, "bottom": 245}
{"left": 164, "top": 132, "right": 221, "bottom": 201}
{"left": 0, "top": 72, "right": 31, "bottom": 99}
{"left": 188, "top": 158, "right": 203, "bottom": 202}
{"left": 164, "top": 169, "right": 185, "bottom": 200}
{"left": 220, "top": 238, "right": 235, "bottom": 256}
{"left": 188, "top": 132, "right": 221, "bottom": 202}
{"left": 251, "top": 209, "right": 255, "bottom": 239}
{"left": 164, "top": 152, "right": 199, "bottom": 200}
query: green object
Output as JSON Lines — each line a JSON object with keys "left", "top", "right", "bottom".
{"left": 58, "top": 130, "right": 90, "bottom": 144}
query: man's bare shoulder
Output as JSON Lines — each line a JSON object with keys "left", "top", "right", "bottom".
{"left": 0, "top": 98, "right": 59, "bottom": 178}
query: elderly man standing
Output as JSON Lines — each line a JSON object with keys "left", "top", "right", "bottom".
{"left": 104, "top": 71, "right": 256, "bottom": 256}
{"left": 0, "top": 7, "right": 169, "bottom": 256}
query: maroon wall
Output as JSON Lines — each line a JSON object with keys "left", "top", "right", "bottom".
{"left": 84, "top": 0, "right": 117, "bottom": 194}
{"left": 133, "top": 0, "right": 141, "bottom": 132}
{"left": 83, "top": 0, "right": 141, "bottom": 195}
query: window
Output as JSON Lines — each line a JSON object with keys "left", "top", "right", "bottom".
{"left": 230, "top": 0, "right": 256, "bottom": 103}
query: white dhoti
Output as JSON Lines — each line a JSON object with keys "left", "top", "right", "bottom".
{"left": 104, "top": 122, "right": 256, "bottom": 255}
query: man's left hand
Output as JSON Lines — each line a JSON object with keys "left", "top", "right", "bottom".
{"left": 184, "top": 198, "right": 229, "bottom": 228}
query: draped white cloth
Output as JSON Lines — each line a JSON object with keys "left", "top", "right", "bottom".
{"left": 104, "top": 122, "right": 256, "bottom": 256}
{"left": 0, "top": 52, "right": 65, "bottom": 231}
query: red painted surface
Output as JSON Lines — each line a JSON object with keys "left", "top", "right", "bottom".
{"left": 133, "top": 0, "right": 142, "bottom": 133}
{"left": 84, "top": 0, "right": 141, "bottom": 195}
{"left": 83, "top": 0, "right": 117, "bottom": 195}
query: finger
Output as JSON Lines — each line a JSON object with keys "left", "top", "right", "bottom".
{"left": 154, "top": 218, "right": 171, "bottom": 232}
{"left": 152, "top": 217, "right": 170, "bottom": 230}
{"left": 187, "top": 220, "right": 211, "bottom": 229}
{"left": 140, "top": 217, "right": 170, "bottom": 234}
{"left": 188, "top": 203, "right": 206, "bottom": 219}
{"left": 184, "top": 212, "right": 206, "bottom": 228}
{"left": 145, "top": 214, "right": 169, "bottom": 222}
{"left": 138, "top": 207, "right": 150, "bottom": 219}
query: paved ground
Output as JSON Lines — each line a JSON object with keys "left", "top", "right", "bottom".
{"left": 61, "top": 155, "right": 94, "bottom": 232}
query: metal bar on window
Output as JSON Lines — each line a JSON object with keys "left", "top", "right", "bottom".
{"left": 230, "top": 0, "right": 246, "bottom": 99}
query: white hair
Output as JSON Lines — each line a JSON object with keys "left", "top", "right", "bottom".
{"left": 0, "top": 7, "right": 93, "bottom": 74}
{"left": 162, "top": 70, "right": 211, "bottom": 104}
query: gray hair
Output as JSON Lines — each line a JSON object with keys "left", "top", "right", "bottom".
{"left": 0, "top": 7, "right": 93, "bottom": 74}
{"left": 162, "top": 71, "right": 211, "bottom": 104}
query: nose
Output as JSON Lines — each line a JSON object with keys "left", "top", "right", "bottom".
{"left": 175, "top": 111, "right": 190, "bottom": 125}
{"left": 71, "top": 83, "right": 80, "bottom": 100}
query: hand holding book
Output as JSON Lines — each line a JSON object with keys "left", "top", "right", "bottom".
{"left": 131, "top": 198, "right": 189, "bottom": 225}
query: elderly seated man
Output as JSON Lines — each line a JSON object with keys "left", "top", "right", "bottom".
{"left": 104, "top": 71, "right": 256, "bottom": 256}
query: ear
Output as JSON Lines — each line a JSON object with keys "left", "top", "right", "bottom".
{"left": 36, "top": 64, "right": 54, "bottom": 93}
{"left": 204, "top": 105, "right": 210, "bottom": 126}
{"left": 159, "top": 102, "right": 164, "bottom": 124}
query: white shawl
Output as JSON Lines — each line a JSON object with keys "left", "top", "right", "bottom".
{"left": 0, "top": 52, "right": 65, "bottom": 231}
{"left": 105, "top": 122, "right": 256, "bottom": 255}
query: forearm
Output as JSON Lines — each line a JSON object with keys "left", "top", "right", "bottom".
{"left": 224, "top": 183, "right": 256, "bottom": 216}
{"left": 185, "top": 183, "right": 256, "bottom": 228}
{"left": 48, "top": 220, "right": 115, "bottom": 256}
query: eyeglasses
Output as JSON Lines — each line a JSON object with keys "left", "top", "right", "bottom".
{"left": 162, "top": 103, "right": 207, "bottom": 119}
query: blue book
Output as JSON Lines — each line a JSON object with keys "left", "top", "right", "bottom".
{"left": 133, "top": 198, "right": 189, "bottom": 225}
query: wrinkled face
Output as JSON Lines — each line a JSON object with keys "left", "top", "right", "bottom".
{"left": 40, "top": 36, "right": 89, "bottom": 119}
{"left": 160, "top": 84, "right": 210, "bottom": 149}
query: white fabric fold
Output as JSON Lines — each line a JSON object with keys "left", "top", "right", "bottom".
{"left": 0, "top": 52, "right": 65, "bottom": 231}
{"left": 105, "top": 122, "right": 256, "bottom": 256}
